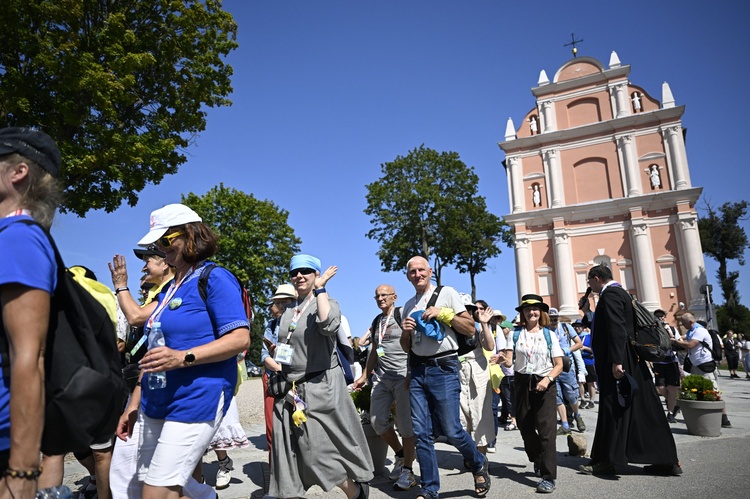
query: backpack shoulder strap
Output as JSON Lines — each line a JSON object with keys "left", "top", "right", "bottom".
{"left": 542, "top": 327, "right": 553, "bottom": 356}
{"left": 198, "top": 263, "right": 218, "bottom": 303}
{"left": 394, "top": 307, "right": 402, "bottom": 328}
{"left": 425, "top": 286, "right": 444, "bottom": 309}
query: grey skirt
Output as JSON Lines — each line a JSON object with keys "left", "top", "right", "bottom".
{"left": 269, "top": 367, "right": 373, "bottom": 498}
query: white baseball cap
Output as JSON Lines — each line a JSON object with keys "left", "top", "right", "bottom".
{"left": 137, "top": 204, "right": 202, "bottom": 246}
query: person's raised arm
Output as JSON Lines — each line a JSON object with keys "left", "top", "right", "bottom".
{"left": 109, "top": 254, "right": 158, "bottom": 326}
{"left": 314, "top": 266, "right": 338, "bottom": 322}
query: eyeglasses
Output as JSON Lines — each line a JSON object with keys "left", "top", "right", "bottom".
{"left": 374, "top": 293, "right": 395, "bottom": 300}
{"left": 157, "top": 232, "right": 183, "bottom": 248}
{"left": 289, "top": 267, "right": 316, "bottom": 278}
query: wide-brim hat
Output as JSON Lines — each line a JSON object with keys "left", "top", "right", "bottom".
{"left": 515, "top": 293, "right": 549, "bottom": 313}
{"left": 269, "top": 283, "right": 297, "bottom": 302}
{"left": 137, "top": 204, "right": 202, "bottom": 246}
{"left": 492, "top": 309, "right": 507, "bottom": 322}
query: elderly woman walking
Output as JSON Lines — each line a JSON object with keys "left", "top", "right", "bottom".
{"left": 501, "top": 294, "right": 564, "bottom": 494}
{"left": 116, "top": 203, "right": 250, "bottom": 499}
{"left": 269, "top": 254, "right": 372, "bottom": 499}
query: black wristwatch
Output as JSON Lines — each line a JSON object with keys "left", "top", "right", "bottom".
{"left": 184, "top": 350, "right": 196, "bottom": 366}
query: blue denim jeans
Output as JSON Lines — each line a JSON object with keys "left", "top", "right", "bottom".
{"left": 410, "top": 357, "right": 485, "bottom": 498}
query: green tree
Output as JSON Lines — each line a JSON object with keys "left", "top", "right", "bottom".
{"left": 0, "top": 0, "right": 238, "bottom": 216}
{"left": 182, "top": 184, "right": 302, "bottom": 363}
{"left": 365, "top": 145, "right": 504, "bottom": 287}
{"left": 450, "top": 198, "right": 513, "bottom": 300}
{"left": 716, "top": 303, "right": 750, "bottom": 338}
{"left": 699, "top": 200, "right": 750, "bottom": 323}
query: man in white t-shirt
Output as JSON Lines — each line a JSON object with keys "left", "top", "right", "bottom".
{"left": 673, "top": 312, "right": 731, "bottom": 428}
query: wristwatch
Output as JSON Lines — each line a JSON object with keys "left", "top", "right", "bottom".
{"left": 184, "top": 350, "right": 196, "bottom": 366}
{"left": 547, "top": 375, "right": 555, "bottom": 383}
{"left": 313, "top": 287, "right": 327, "bottom": 297}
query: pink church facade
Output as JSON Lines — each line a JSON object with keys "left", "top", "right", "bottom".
{"left": 498, "top": 52, "right": 708, "bottom": 321}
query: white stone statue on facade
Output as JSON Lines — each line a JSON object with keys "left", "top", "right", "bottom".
{"left": 532, "top": 184, "right": 542, "bottom": 207}
{"left": 632, "top": 92, "right": 642, "bottom": 112}
{"left": 648, "top": 164, "right": 661, "bottom": 189}
{"left": 529, "top": 116, "right": 538, "bottom": 135}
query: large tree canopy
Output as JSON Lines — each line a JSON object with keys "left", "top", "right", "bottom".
{"left": 182, "top": 184, "right": 302, "bottom": 362}
{"left": 0, "top": 0, "right": 238, "bottom": 215}
{"left": 365, "top": 145, "right": 507, "bottom": 287}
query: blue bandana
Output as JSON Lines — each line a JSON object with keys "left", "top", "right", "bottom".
{"left": 290, "top": 254, "right": 321, "bottom": 273}
{"left": 410, "top": 310, "right": 444, "bottom": 341}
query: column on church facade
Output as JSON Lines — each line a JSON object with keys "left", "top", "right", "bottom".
{"left": 539, "top": 100, "right": 556, "bottom": 132}
{"left": 543, "top": 148, "right": 564, "bottom": 207}
{"left": 552, "top": 227, "right": 578, "bottom": 316}
{"left": 514, "top": 232, "right": 535, "bottom": 297}
{"left": 616, "top": 134, "right": 641, "bottom": 196}
{"left": 677, "top": 213, "right": 707, "bottom": 309}
{"left": 507, "top": 156, "right": 524, "bottom": 213}
{"left": 629, "top": 219, "right": 661, "bottom": 309}
{"left": 611, "top": 82, "right": 630, "bottom": 118}
{"left": 663, "top": 125, "right": 690, "bottom": 190}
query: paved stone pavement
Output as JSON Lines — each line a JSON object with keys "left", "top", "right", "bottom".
{"left": 62, "top": 371, "right": 750, "bottom": 498}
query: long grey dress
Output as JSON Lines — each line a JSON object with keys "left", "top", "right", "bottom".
{"left": 269, "top": 296, "right": 373, "bottom": 498}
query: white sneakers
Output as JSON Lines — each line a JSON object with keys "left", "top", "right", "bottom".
{"left": 393, "top": 468, "right": 417, "bottom": 491}
{"left": 216, "top": 456, "right": 234, "bottom": 490}
{"left": 388, "top": 456, "right": 405, "bottom": 481}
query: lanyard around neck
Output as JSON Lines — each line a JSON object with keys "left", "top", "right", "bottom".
{"left": 146, "top": 265, "right": 196, "bottom": 329}
{"left": 286, "top": 294, "right": 314, "bottom": 341}
{"left": 378, "top": 308, "right": 394, "bottom": 345}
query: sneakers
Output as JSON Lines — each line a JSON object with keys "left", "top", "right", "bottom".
{"left": 574, "top": 414, "right": 586, "bottom": 432}
{"left": 578, "top": 462, "right": 616, "bottom": 475}
{"left": 388, "top": 456, "right": 404, "bottom": 481}
{"left": 536, "top": 479, "right": 556, "bottom": 493}
{"left": 722, "top": 415, "right": 733, "bottom": 428}
{"left": 556, "top": 425, "right": 571, "bottom": 436}
{"left": 393, "top": 468, "right": 417, "bottom": 491}
{"left": 666, "top": 413, "right": 677, "bottom": 424}
{"left": 215, "top": 456, "right": 233, "bottom": 490}
{"left": 644, "top": 463, "right": 683, "bottom": 476}
{"left": 487, "top": 444, "right": 496, "bottom": 453}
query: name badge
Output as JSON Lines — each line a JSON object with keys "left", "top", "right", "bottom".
{"left": 526, "top": 364, "right": 535, "bottom": 374}
{"left": 376, "top": 347, "right": 385, "bottom": 358}
{"left": 275, "top": 344, "right": 294, "bottom": 365}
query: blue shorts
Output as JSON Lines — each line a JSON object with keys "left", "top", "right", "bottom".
{"left": 555, "top": 368, "right": 579, "bottom": 406}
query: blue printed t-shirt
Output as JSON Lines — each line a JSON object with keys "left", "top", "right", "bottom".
{"left": 141, "top": 262, "right": 249, "bottom": 422}
{"left": 0, "top": 215, "right": 57, "bottom": 452}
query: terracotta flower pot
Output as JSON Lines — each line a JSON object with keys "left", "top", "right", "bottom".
{"left": 679, "top": 398, "right": 725, "bottom": 437}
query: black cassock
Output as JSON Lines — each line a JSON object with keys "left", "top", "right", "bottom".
{"left": 590, "top": 284, "right": 679, "bottom": 466}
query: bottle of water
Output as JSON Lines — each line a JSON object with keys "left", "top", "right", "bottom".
{"left": 35, "top": 485, "right": 73, "bottom": 499}
{"left": 148, "top": 322, "right": 167, "bottom": 390}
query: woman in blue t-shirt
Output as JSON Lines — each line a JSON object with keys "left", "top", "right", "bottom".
{"left": 0, "top": 127, "right": 62, "bottom": 498}
{"left": 116, "top": 204, "right": 250, "bottom": 499}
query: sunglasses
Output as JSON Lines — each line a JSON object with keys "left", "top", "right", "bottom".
{"left": 289, "top": 267, "right": 316, "bottom": 278}
{"left": 157, "top": 232, "right": 183, "bottom": 248}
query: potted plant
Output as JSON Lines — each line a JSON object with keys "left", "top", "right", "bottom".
{"left": 351, "top": 385, "right": 388, "bottom": 475}
{"left": 678, "top": 374, "right": 725, "bottom": 437}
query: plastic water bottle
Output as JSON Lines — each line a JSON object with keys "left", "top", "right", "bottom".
{"left": 35, "top": 485, "right": 73, "bottom": 499}
{"left": 148, "top": 322, "right": 167, "bottom": 390}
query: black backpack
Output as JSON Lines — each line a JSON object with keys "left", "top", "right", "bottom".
{"left": 0, "top": 220, "right": 128, "bottom": 454}
{"left": 629, "top": 295, "right": 671, "bottom": 362}
{"left": 197, "top": 263, "right": 254, "bottom": 322}
{"left": 703, "top": 329, "right": 723, "bottom": 362}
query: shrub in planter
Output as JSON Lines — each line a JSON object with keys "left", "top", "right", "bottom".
{"left": 679, "top": 374, "right": 722, "bottom": 401}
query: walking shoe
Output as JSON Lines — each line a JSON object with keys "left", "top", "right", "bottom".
{"left": 666, "top": 413, "right": 677, "bottom": 424}
{"left": 574, "top": 414, "right": 586, "bottom": 432}
{"left": 487, "top": 444, "right": 496, "bottom": 453}
{"left": 556, "top": 425, "right": 571, "bottom": 436}
{"left": 393, "top": 468, "right": 417, "bottom": 491}
{"left": 388, "top": 457, "right": 404, "bottom": 481}
{"left": 536, "top": 479, "right": 556, "bottom": 493}
{"left": 644, "top": 463, "right": 683, "bottom": 476}
{"left": 578, "top": 462, "right": 616, "bottom": 475}
{"left": 673, "top": 405, "right": 681, "bottom": 417}
{"left": 215, "top": 456, "right": 233, "bottom": 490}
{"left": 722, "top": 415, "right": 733, "bottom": 428}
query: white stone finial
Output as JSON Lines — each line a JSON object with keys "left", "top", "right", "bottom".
{"left": 662, "top": 81, "right": 675, "bottom": 109}
{"left": 538, "top": 70, "right": 550, "bottom": 86}
{"left": 504, "top": 117, "right": 516, "bottom": 141}
{"left": 609, "top": 51, "right": 621, "bottom": 68}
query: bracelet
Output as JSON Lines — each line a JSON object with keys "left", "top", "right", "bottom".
{"left": 115, "top": 287, "right": 129, "bottom": 295}
{"left": 3, "top": 467, "right": 43, "bottom": 480}
{"left": 135, "top": 381, "right": 141, "bottom": 387}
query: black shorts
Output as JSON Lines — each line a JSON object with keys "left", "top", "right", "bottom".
{"left": 584, "top": 363, "right": 597, "bottom": 383}
{"left": 652, "top": 361, "right": 680, "bottom": 387}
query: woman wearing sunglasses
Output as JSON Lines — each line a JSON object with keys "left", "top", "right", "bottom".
{"left": 115, "top": 204, "right": 250, "bottom": 499}
{"left": 269, "top": 254, "right": 373, "bottom": 499}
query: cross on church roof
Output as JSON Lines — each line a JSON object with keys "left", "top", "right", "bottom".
{"left": 564, "top": 33, "right": 584, "bottom": 57}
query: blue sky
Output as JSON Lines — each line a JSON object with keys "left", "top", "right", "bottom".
{"left": 52, "top": 0, "right": 750, "bottom": 336}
